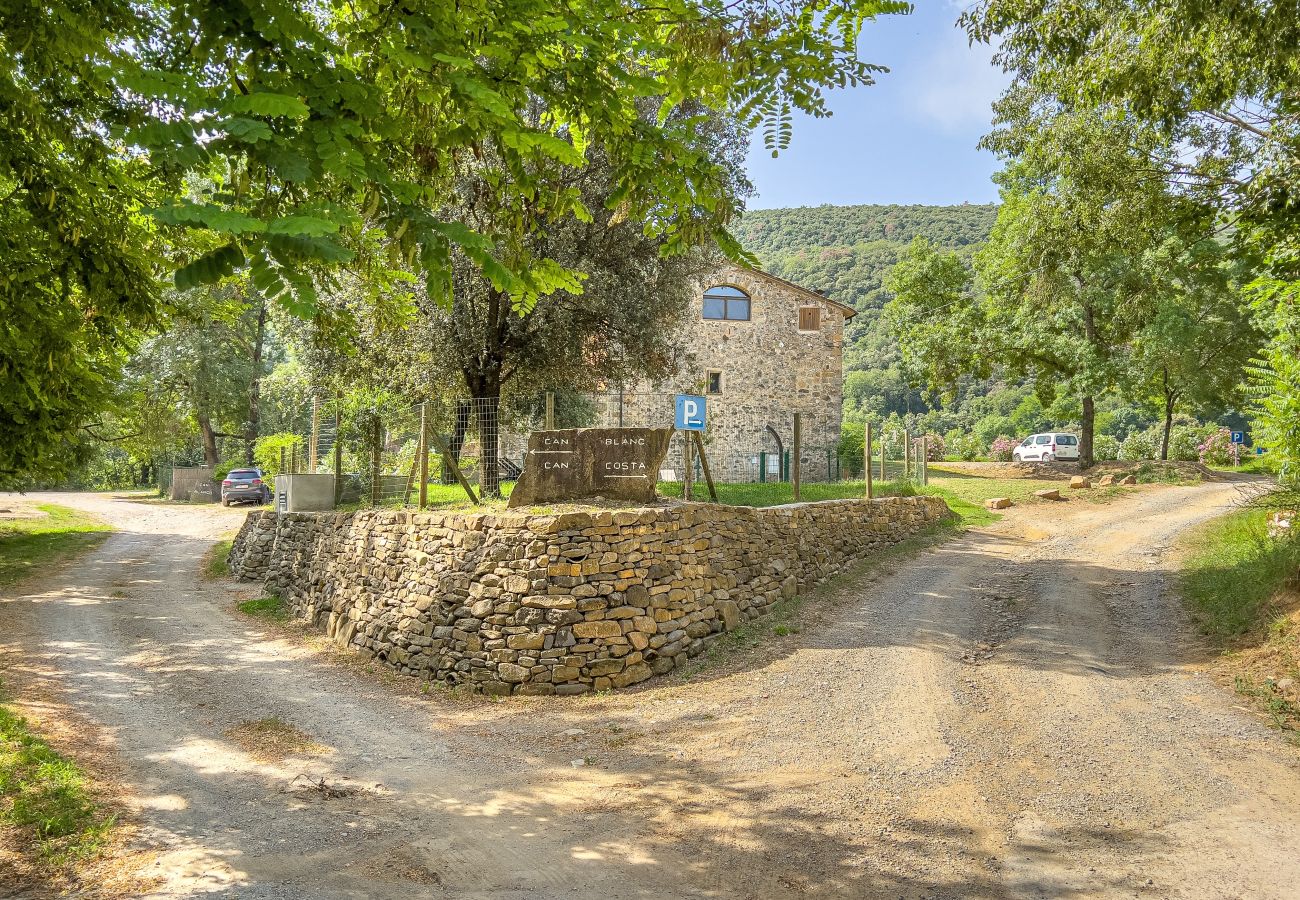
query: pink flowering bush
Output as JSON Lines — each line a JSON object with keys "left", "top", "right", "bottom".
{"left": 1198, "top": 427, "right": 1242, "bottom": 466}
{"left": 990, "top": 435, "right": 1017, "bottom": 462}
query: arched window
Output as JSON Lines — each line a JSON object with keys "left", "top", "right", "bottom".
{"left": 702, "top": 285, "right": 751, "bottom": 321}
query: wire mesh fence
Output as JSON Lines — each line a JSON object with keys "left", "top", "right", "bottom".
{"left": 255, "top": 392, "right": 946, "bottom": 509}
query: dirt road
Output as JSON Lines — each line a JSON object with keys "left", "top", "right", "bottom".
{"left": 2, "top": 484, "right": 1299, "bottom": 899}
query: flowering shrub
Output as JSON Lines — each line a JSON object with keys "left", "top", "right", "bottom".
{"left": 1167, "top": 425, "right": 1204, "bottom": 462}
{"left": 1199, "top": 427, "right": 1242, "bottom": 466}
{"left": 1119, "top": 430, "right": 1157, "bottom": 461}
{"left": 920, "top": 434, "right": 946, "bottom": 461}
{"left": 990, "top": 435, "right": 1017, "bottom": 462}
{"left": 1093, "top": 435, "right": 1121, "bottom": 461}
{"left": 948, "top": 432, "right": 985, "bottom": 461}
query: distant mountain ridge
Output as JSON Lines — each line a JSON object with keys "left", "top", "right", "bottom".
{"left": 734, "top": 203, "right": 998, "bottom": 315}
{"left": 732, "top": 204, "right": 997, "bottom": 397}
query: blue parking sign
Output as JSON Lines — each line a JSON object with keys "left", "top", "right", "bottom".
{"left": 675, "top": 394, "right": 706, "bottom": 431}
{"left": 1231, "top": 431, "right": 1245, "bottom": 444}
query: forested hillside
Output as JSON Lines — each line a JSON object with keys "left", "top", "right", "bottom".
{"left": 734, "top": 203, "right": 998, "bottom": 425}
{"left": 734, "top": 203, "right": 1248, "bottom": 462}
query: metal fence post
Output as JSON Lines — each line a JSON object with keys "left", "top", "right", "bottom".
{"left": 865, "top": 421, "right": 873, "bottom": 500}
{"left": 879, "top": 426, "right": 886, "bottom": 483}
{"left": 683, "top": 432, "right": 693, "bottom": 501}
{"left": 418, "top": 401, "right": 429, "bottom": 510}
{"left": 333, "top": 400, "right": 343, "bottom": 506}
{"left": 309, "top": 395, "right": 319, "bottom": 472}
{"left": 792, "top": 412, "right": 802, "bottom": 502}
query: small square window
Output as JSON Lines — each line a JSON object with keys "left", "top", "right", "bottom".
{"left": 706, "top": 371, "right": 723, "bottom": 394}
{"left": 798, "top": 307, "right": 821, "bottom": 332}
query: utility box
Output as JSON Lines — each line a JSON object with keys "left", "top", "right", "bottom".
{"left": 276, "top": 474, "right": 336, "bottom": 512}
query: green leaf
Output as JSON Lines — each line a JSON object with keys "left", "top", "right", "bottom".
{"left": 224, "top": 92, "right": 312, "bottom": 120}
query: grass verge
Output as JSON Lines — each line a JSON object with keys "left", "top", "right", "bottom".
{"left": 237, "top": 595, "right": 289, "bottom": 621}
{"left": 0, "top": 504, "right": 111, "bottom": 586}
{"left": 0, "top": 688, "right": 115, "bottom": 867}
{"left": 202, "top": 538, "right": 234, "bottom": 579}
{"left": 1179, "top": 492, "right": 1300, "bottom": 741}
{"left": 1180, "top": 500, "right": 1300, "bottom": 641}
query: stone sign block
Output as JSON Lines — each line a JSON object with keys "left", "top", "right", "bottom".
{"left": 507, "top": 427, "right": 675, "bottom": 508}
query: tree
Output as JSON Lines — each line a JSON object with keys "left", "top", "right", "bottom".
{"left": 887, "top": 97, "right": 1229, "bottom": 468}
{"left": 1129, "top": 240, "right": 1261, "bottom": 460}
{"left": 2, "top": 0, "right": 909, "bottom": 486}
{"left": 311, "top": 116, "right": 739, "bottom": 495}
{"left": 130, "top": 285, "right": 277, "bottom": 468}
{"left": 961, "top": 0, "right": 1299, "bottom": 474}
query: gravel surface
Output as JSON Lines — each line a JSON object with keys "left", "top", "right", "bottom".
{"left": 1, "top": 484, "right": 1298, "bottom": 899}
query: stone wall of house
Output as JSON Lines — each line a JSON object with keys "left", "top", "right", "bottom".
{"left": 595, "top": 263, "right": 849, "bottom": 483}
{"left": 228, "top": 495, "right": 951, "bottom": 695}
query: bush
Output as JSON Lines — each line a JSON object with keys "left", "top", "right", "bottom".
{"left": 836, "top": 423, "right": 865, "bottom": 478}
{"left": 989, "top": 435, "right": 1017, "bottom": 462}
{"left": 920, "top": 433, "right": 945, "bottom": 461}
{"left": 1199, "top": 427, "right": 1242, "bottom": 466}
{"left": 1119, "top": 430, "right": 1158, "bottom": 461}
{"left": 1167, "top": 424, "right": 1204, "bottom": 462}
{"left": 1093, "top": 434, "right": 1121, "bottom": 461}
{"left": 946, "top": 431, "right": 984, "bottom": 461}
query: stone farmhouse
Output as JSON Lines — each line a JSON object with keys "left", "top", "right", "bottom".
{"left": 595, "top": 263, "right": 854, "bottom": 482}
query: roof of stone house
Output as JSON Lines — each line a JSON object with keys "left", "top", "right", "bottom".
{"left": 741, "top": 266, "right": 857, "bottom": 319}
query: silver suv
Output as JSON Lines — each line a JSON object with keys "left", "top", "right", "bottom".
{"left": 1013, "top": 432, "right": 1080, "bottom": 462}
{"left": 221, "top": 468, "right": 272, "bottom": 506}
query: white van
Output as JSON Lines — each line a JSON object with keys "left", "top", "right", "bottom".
{"left": 1012, "top": 433, "right": 1080, "bottom": 462}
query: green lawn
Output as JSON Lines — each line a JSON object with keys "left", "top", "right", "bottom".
{"left": 0, "top": 504, "right": 111, "bottom": 586}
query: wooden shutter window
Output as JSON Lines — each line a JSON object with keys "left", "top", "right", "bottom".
{"left": 799, "top": 307, "right": 821, "bottom": 332}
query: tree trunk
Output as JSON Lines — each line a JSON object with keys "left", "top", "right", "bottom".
{"left": 444, "top": 400, "right": 472, "bottom": 485}
{"left": 245, "top": 300, "right": 268, "bottom": 465}
{"left": 197, "top": 410, "right": 219, "bottom": 467}
{"left": 1160, "top": 368, "right": 1177, "bottom": 461}
{"left": 1080, "top": 395, "right": 1095, "bottom": 470}
{"left": 478, "top": 386, "right": 502, "bottom": 499}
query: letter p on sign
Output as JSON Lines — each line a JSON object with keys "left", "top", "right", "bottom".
{"left": 675, "top": 394, "right": 707, "bottom": 431}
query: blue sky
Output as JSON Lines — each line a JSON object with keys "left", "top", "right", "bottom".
{"left": 744, "top": 3, "right": 1010, "bottom": 209}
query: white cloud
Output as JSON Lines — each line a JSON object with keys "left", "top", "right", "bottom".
{"left": 909, "top": 28, "right": 1009, "bottom": 134}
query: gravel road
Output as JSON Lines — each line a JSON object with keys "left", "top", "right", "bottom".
{"left": 2, "top": 483, "right": 1298, "bottom": 899}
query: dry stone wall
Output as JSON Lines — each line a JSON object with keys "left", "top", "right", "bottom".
{"left": 229, "top": 496, "right": 952, "bottom": 695}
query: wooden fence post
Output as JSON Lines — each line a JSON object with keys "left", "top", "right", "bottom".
{"left": 904, "top": 429, "right": 911, "bottom": 480}
{"left": 792, "top": 412, "right": 802, "bottom": 502}
{"left": 921, "top": 436, "right": 929, "bottom": 486}
{"left": 865, "top": 421, "right": 873, "bottom": 500}
{"left": 370, "top": 414, "right": 381, "bottom": 507}
{"left": 418, "top": 401, "right": 429, "bottom": 510}
{"left": 425, "top": 428, "right": 479, "bottom": 505}
{"left": 545, "top": 392, "right": 555, "bottom": 431}
{"left": 692, "top": 431, "right": 718, "bottom": 502}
